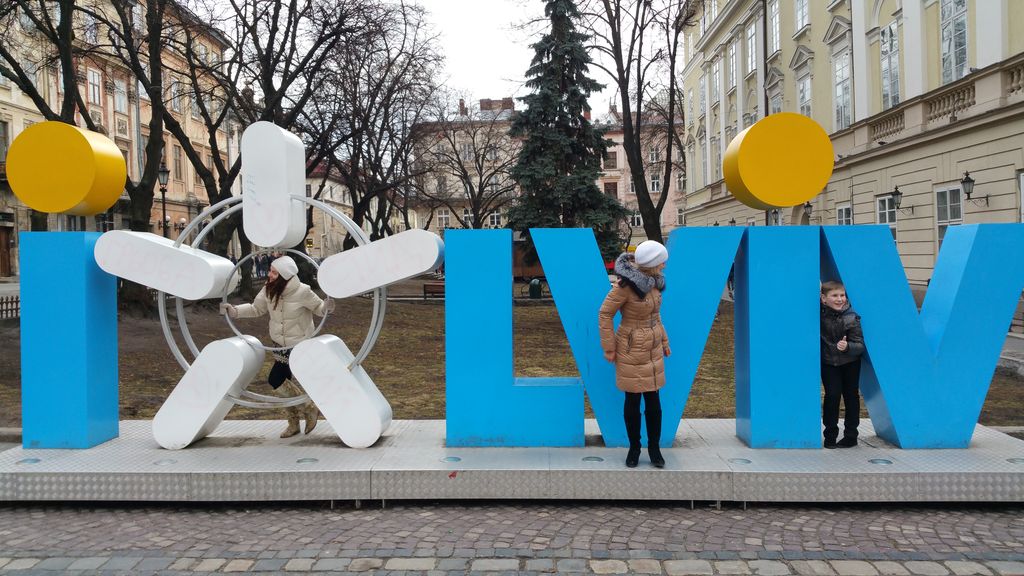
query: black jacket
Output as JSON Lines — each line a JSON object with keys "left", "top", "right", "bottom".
{"left": 820, "top": 303, "right": 865, "bottom": 366}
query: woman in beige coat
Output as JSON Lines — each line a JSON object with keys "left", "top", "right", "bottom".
{"left": 599, "top": 241, "right": 671, "bottom": 468}
{"left": 221, "top": 256, "right": 334, "bottom": 438}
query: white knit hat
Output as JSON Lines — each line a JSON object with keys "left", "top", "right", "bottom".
{"left": 271, "top": 256, "right": 298, "bottom": 280}
{"left": 634, "top": 240, "right": 668, "bottom": 268}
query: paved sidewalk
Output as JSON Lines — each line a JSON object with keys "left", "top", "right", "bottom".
{"left": 1, "top": 502, "right": 1023, "bottom": 574}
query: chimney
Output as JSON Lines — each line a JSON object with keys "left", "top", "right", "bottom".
{"left": 479, "top": 98, "right": 492, "bottom": 111}
{"left": 584, "top": 110, "right": 591, "bottom": 120}
{"left": 501, "top": 97, "right": 514, "bottom": 110}
{"left": 458, "top": 98, "right": 468, "bottom": 116}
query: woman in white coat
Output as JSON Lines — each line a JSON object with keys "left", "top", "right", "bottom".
{"left": 221, "top": 256, "right": 334, "bottom": 437}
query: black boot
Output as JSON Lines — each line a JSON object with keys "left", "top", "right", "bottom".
{"left": 645, "top": 406, "right": 665, "bottom": 468}
{"left": 624, "top": 410, "right": 642, "bottom": 468}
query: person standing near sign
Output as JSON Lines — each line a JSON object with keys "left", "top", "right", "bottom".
{"left": 221, "top": 256, "right": 334, "bottom": 438}
{"left": 820, "top": 280, "right": 865, "bottom": 448}
{"left": 599, "top": 241, "right": 672, "bottom": 468}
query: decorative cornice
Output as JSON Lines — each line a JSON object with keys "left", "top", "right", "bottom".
{"left": 789, "top": 45, "right": 814, "bottom": 70}
{"left": 823, "top": 15, "right": 852, "bottom": 45}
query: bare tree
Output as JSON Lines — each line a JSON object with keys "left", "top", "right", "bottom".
{"left": 414, "top": 93, "right": 521, "bottom": 230}
{"left": 322, "top": 0, "right": 442, "bottom": 248}
{"left": 579, "top": 0, "right": 699, "bottom": 242}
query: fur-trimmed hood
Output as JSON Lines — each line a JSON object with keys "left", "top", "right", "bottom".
{"left": 615, "top": 252, "right": 666, "bottom": 298}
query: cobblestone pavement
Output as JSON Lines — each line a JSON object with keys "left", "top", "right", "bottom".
{"left": 1, "top": 502, "right": 1023, "bottom": 574}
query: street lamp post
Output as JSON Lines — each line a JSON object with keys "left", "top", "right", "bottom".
{"left": 158, "top": 161, "right": 170, "bottom": 238}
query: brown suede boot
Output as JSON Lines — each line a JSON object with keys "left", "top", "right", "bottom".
{"left": 280, "top": 418, "right": 300, "bottom": 438}
{"left": 304, "top": 404, "right": 319, "bottom": 434}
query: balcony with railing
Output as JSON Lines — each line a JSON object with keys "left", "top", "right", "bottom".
{"left": 833, "top": 51, "right": 1024, "bottom": 158}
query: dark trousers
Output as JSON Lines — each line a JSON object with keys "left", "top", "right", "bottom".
{"left": 268, "top": 360, "right": 292, "bottom": 390}
{"left": 624, "top": 391, "right": 662, "bottom": 447}
{"left": 821, "top": 361, "right": 861, "bottom": 442}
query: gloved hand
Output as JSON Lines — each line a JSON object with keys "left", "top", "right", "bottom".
{"left": 323, "top": 298, "right": 335, "bottom": 314}
{"left": 219, "top": 303, "right": 238, "bottom": 318}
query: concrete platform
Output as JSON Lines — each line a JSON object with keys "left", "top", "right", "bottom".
{"left": 1, "top": 419, "right": 1022, "bottom": 503}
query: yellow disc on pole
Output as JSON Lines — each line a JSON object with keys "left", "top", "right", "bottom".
{"left": 7, "top": 121, "right": 127, "bottom": 216}
{"left": 723, "top": 113, "right": 834, "bottom": 210}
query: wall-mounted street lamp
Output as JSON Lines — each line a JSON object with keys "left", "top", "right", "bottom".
{"left": 892, "top": 185, "right": 914, "bottom": 215}
{"left": 962, "top": 171, "right": 987, "bottom": 206}
{"left": 728, "top": 218, "right": 736, "bottom": 226}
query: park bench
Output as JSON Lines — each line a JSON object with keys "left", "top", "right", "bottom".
{"left": 423, "top": 282, "right": 445, "bottom": 299}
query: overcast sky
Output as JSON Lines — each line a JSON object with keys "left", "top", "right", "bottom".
{"left": 419, "top": 0, "right": 617, "bottom": 115}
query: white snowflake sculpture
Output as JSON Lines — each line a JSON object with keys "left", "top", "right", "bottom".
{"left": 94, "top": 122, "right": 444, "bottom": 449}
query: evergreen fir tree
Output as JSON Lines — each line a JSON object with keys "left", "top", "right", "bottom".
{"left": 507, "top": 0, "right": 628, "bottom": 262}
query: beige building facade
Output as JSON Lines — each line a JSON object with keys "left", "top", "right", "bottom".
{"left": 0, "top": 0, "right": 236, "bottom": 277}
{"left": 678, "top": 0, "right": 1024, "bottom": 301}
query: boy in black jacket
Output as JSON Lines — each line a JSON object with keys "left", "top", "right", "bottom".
{"left": 820, "top": 281, "right": 865, "bottom": 448}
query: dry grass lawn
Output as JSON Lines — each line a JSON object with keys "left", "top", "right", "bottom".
{"left": 0, "top": 296, "right": 1021, "bottom": 427}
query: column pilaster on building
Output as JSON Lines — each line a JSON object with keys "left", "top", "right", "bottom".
{"left": 851, "top": 0, "right": 870, "bottom": 122}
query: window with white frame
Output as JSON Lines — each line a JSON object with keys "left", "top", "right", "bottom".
{"left": 686, "top": 145, "right": 695, "bottom": 192}
{"left": 700, "top": 143, "right": 708, "bottom": 187}
{"left": 436, "top": 207, "right": 450, "bottom": 229}
{"left": 710, "top": 137, "right": 720, "bottom": 181}
{"left": 936, "top": 186, "right": 962, "bottom": 245}
{"left": 171, "top": 79, "right": 182, "bottom": 112}
{"left": 604, "top": 181, "right": 617, "bottom": 198}
{"left": 833, "top": 50, "right": 852, "bottom": 130}
{"left": 173, "top": 145, "right": 183, "bottom": 180}
{"left": 881, "top": 22, "right": 900, "bottom": 109}
{"left": 459, "top": 142, "right": 473, "bottom": 161}
{"left": 707, "top": 0, "right": 717, "bottom": 22}
{"left": 677, "top": 168, "right": 685, "bottom": 193}
{"left": 0, "top": 121, "right": 8, "bottom": 161}
{"left": 83, "top": 13, "right": 98, "bottom": 44}
{"left": 651, "top": 174, "right": 661, "bottom": 193}
{"left": 747, "top": 217, "right": 757, "bottom": 226}
{"left": 836, "top": 203, "right": 852, "bottom": 225}
{"left": 191, "top": 89, "right": 202, "bottom": 119}
{"left": 630, "top": 211, "right": 643, "bottom": 227}
{"left": 727, "top": 42, "right": 737, "bottom": 88}
{"left": 795, "top": 0, "right": 809, "bottom": 30}
{"left": 87, "top": 68, "right": 102, "bottom": 104}
{"left": 138, "top": 62, "right": 149, "bottom": 101}
{"left": 677, "top": 208, "right": 685, "bottom": 226}
{"left": 746, "top": 23, "right": 757, "bottom": 73}
{"left": 699, "top": 75, "right": 706, "bottom": 114}
{"left": 769, "top": 91, "right": 783, "bottom": 115}
{"left": 486, "top": 145, "right": 498, "bottom": 161}
{"left": 488, "top": 212, "right": 502, "bottom": 228}
{"left": 711, "top": 60, "right": 720, "bottom": 103}
{"left": 876, "top": 195, "right": 897, "bottom": 240}
{"left": 797, "top": 75, "right": 811, "bottom": 116}
{"left": 648, "top": 146, "right": 661, "bottom": 163}
{"left": 114, "top": 79, "right": 128, "bottom": 113}
{"left": 688, "top": 89, "right": 694, "bottom": 120}
{"left": 629, "top": 179, "right": 635, "bottom": 194}
{"left": 768, "top": 0, "right": 780, "bottom": 54}
{"left": 21, "top": 59, "right": 38, "bottom": 89}
{"left": 940, "top": 0, "right": 968, "bottom": 85}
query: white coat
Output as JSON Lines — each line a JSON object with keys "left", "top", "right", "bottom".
{"left": 234, "top": 276, "right": 328, "bottom": 347}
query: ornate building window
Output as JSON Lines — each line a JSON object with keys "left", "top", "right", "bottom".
{"left": 940, "top": 0, "right": 968, "bottom": 84}
{"left": 881, "top": 22, "right": 900, "bottom": 109}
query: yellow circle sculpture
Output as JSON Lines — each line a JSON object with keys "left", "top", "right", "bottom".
{"left": 7, "top": 121, "right": 127, "bottom": 216}
{"left": 723, "top": 112, "right": 834, "bottom": 210}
